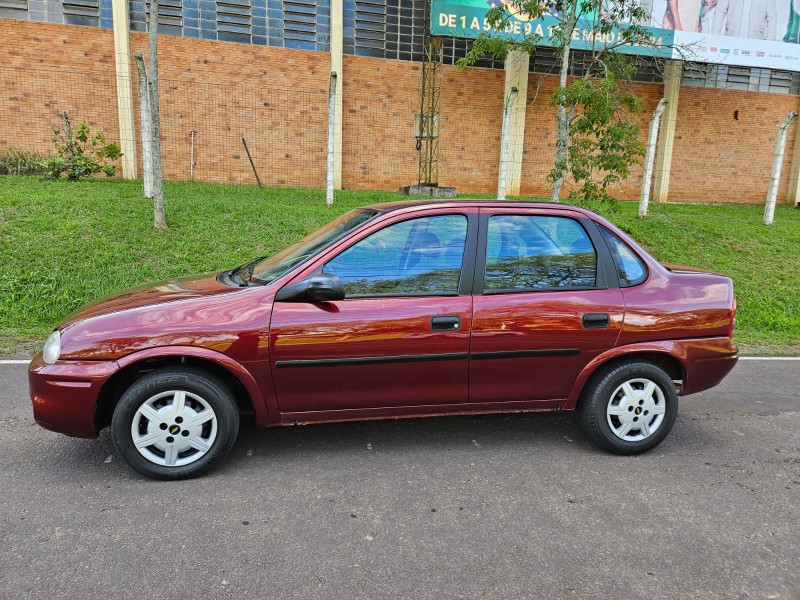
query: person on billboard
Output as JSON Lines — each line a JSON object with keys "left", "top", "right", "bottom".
{"left": 665, "top": 0, "right": 703, "bottom": 30}
{"left": 784, "top": 0, "right": 800, "bottom": 42}
{"left": 700, "top": 0, "right": 725, "bottom": 33}
{"left": 713, "top": 0, "right": 777, "bottom": 38}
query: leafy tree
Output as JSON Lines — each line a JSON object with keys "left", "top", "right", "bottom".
{"left": 44, "top": 112, "right": 123, "bottom": 180}
{"left": 458, "top": 0, "right": 660, "bottom": 202}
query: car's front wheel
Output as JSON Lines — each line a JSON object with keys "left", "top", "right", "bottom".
{"left": 580, "top": 360, "right": 678, "bottom": 455}
{"left": 111, "top": 366, "right": 240, "bottom": 480}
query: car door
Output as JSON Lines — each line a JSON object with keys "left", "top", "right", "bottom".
{"left": 269, "top": 209, "right": 478, "bottom": 414}
{"left": 469, "top": 208, "right": 624, "bottom": 403}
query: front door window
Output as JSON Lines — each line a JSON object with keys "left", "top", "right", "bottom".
{"left": 324, "top": 215, "right": 468, "bottom": 296}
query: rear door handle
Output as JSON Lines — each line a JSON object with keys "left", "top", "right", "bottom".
{"left": 582, "top": 313, "right": 610, "bottom": 329}
{"left": 431, "top": 315, "right": 461, "bottom": 331}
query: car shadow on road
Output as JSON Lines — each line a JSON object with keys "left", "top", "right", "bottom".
{"left": 27, "top": 410, "right": 721, "bottom": 481}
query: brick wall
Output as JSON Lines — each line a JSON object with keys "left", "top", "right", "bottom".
{"left": 1, "top": 18, "right": 799, "bottom": 203}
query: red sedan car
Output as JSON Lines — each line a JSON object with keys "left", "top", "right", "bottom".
{"left": 29, "top": 201, "right": 738, "bottom": 479}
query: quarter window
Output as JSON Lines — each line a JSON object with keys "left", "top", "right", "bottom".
{"left": 599, "top": 226, "right": 648, "bottom": 287}
{"left": 484, "top": 215, "right": 597, "bottom": 291}
{"left": 324, "top": 215, "right": 468, "bottom": 296}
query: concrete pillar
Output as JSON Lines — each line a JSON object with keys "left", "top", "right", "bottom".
{"left": 503, "top": 51, "right": 529, "bottom": 196}
{"left": 652, "top": 60, "right": 682, "bottom": 203}
{"left": 786, "top": 122, "right": 800, "bottom": 207}
{"left": 331, "top": 0, "right": 343, "bottom": 189}
{"left": 112, "top": 0, "right": 137, "bottom": 179}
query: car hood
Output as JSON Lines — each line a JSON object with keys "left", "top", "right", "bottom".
{"left": 60, "top": 272, "right": 237, "bottom": 328}
{"left": 57, "top": 273, "right": 272, "bottom": 361}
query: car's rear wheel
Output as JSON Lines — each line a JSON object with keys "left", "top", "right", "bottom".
{"left": 579, "top": 360, "right": 678, "bottom": 455}
{"left": 111, "top": 366, "right": 240, "bottom": 480}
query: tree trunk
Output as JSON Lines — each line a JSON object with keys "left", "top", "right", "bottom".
{"left": 550, "top": 3, "right": 577, "bottom": 203}
{"left": 149, "top": 0, "right": 167, "bottom": 229}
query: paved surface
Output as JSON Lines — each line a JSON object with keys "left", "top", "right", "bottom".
{"left": 0, "top": 360, "right": 798, "bottom": 600}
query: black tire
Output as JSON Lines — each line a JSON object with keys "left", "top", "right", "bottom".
{"left": 579, "top": 360, "right": 678, "bottom": 455}
{"left": 111, "top": 366, "right": 240, "bottom": 480}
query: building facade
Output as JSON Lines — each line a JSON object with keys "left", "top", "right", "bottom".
{"left": 2, "top": 0, "right": 800, "bottom": 203}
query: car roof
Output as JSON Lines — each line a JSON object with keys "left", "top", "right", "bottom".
{"left": 365, "top": 199, "right": 595, "bottom": 217}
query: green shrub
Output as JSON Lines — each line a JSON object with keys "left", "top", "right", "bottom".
{"left": 0, "top": 148, "right": 49, "bottom": 176}
{"left": 43, "top": 112, "right": 123, "bottom": 181}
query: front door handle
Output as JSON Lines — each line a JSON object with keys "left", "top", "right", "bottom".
{"left": 431, "top": 315, "right": 461, "bottom": 331}
{"left": 582, "top": 313, "right": 610, "bottom": 329}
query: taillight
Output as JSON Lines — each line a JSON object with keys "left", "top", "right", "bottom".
{"left": 728, "top": 298, "right": 737, "bottom": 338}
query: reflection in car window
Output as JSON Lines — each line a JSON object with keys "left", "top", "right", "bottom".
{"left": 324, "top": 215, "right": 468, "bottom": 296}
{"left": 484, "top": 215, "right": 597, "bottom": 291}
{"left": 249, "top": 208, "right": 379, "bottom": 285}
{"left": 599, "top": 226, "right": 648, "bottom": 287}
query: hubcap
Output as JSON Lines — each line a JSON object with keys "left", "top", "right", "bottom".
{"left": 606, "top": 378, "right": 666, "bottom": 442}
{"left": 130, "top": 390, "right": 218, "bottom": 467}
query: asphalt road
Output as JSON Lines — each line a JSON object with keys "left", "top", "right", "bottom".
{"left": 0, "top": 360, "right": 798, "bottom": 600}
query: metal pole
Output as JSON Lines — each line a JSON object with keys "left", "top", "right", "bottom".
{"left": 134, "top": 53, "right": 153, "bottom": 199}
{"left": 764, "top": 111, "right": 798, "bottom": 225}
{"left": 326, "top": 71, "right": 337, "bottom": 207}
{"left": 189, "top": 130, "right": 197, "bottom": 180}
{"left": 639, "top": 98, "right": 668, "bottom": 218}
{"left": 497, "top": 86, "right": 518, "bottom": 201}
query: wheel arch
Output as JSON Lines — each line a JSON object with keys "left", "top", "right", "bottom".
{"left": 565, "top": 345, "right": 685, "bottom": 411}
{"left": 95, "top": 347, "right": 269, "bottom": 433}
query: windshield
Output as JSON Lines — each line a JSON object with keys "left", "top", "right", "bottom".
{"left": 240, "top": 208, "right": 379, "bottom": 286}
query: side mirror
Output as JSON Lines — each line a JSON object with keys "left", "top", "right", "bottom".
{"left": 275, "top": 273, "right": 345, "bottom": 302}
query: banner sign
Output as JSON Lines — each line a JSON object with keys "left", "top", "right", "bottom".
{"left": 431, "top": 0, "right": 800, "bottom": 72}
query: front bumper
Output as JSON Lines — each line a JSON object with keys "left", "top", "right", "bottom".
{"left": 28, "top": 354, "right": 120, "bottom": 438}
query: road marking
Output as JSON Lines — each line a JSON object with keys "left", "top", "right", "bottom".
{"left": 739, "top": 357, "right": 800, "bottom": 361}
{"left": 0, "top": 360, "right": 31, "bottom": 365}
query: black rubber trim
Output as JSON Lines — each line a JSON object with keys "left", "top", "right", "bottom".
{"left": 276, "top": 352, "right": 469, "bottom": 369}
{"left": 470, "top": 349, "right": 581, "bottom": 360}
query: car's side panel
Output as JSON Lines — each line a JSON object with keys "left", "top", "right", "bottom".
{"left": 470, "top": 290, "right": 624, "bottom": 401}
{"left": 562, "top": 337, "right": 739, "bottom": 410}
{"left": 616, "top": 270, "right": 734, "bottom": 344}
{"left": 270, "top": 296, "right": 473, "bottom": 412}
{"left": 278, "top": 398, "right": 564, "bottom": 425}
{"left": 468, "top": 207, "right": 624, "bottom": 402}
{"left": 114, "top": 345, "right": 276, "bottom": 425}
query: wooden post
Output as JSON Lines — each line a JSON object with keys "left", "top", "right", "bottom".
{"left": 764, "top": 112, "right": 798, "bottom": 225}
{"left": 639, "top": 98, "right": 668, "bottom": 218}
{"left": 326, "top": 71, "right": 337, "bottom": 207}
{"left": 149, "top": 0, "right": 166, "bottom": 229}
{"left": 498, "top": 86, "right": 518, "bottom": 201}
{"left": 134, "top": 53, "right": 153, "bottom": 199}
{"left": 652, "top": 60, "right": 682, "bottom": 203}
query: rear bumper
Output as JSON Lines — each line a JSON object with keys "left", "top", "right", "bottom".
{"left": 28, "top": 354, "right": 119, "bottom": 438}
{"left": 676, "top": 337, "right": 739, "bottom": 396}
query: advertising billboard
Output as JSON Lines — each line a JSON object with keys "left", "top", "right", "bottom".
{"left": 431, "top": 0, "right": 800, "bottom": 72}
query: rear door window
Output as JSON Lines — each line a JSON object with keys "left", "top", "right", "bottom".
{"left": 599, "top": 226, "right": 648, "bottom": 287}
{"left": 484, "top": 215, "right": 598, "bottom": 291}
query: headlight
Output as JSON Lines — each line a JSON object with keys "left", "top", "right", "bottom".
{"left": 43, "top": 330, "right": 61, "bottom": 365}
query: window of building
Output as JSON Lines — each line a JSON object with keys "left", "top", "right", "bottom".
{"left": 283, "top": 0, "right": 316, "bottom": 49}
{"left": 354, "top": 0, "right": 386, "bottom": 57}
{"left": 144, "top": 0, "right": 183, "bottom": 35}
{"left": 0, "top": 0, "right": 28, "bottom": 19}
{"left": 217, "top": 0, "right": 252, "bottom": 42}
{"left": 63, "top": 0, "right": 100, "bottom": 27}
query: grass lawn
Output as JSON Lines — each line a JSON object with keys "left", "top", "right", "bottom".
{"left": 1, "top": 176, "right": 799, "bottom": 355}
